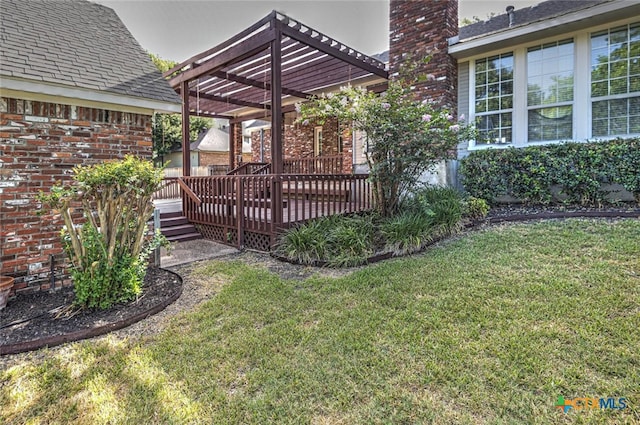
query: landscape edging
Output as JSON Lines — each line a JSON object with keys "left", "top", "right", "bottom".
{"left": 0, "top": 268, "right": 183, "bottom": 356}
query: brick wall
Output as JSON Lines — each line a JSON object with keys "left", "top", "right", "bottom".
{"left": 249, "top": 118, "right": 353, "bottom": 173}
{"left": 0, "top": 97, "right": 153, "bottom": 295}
{"left": 389, "top": 0, "right": 458, "bottom": 110}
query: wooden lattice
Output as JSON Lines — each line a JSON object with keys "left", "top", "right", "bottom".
{"left": 195, "top": 224, "right": 238, "bottom": 246}
{"left": 243, "top": 231, "right": 271, "bottom": 252}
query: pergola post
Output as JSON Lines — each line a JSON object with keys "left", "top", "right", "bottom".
{"left": 181, "top": 80, "right": 191, "bottom": 215}
{"left": 270, "top": 24, "right": 283, "bottom": 236}
{"left": 181, "top": 80, "right": 191, "bottom": 177}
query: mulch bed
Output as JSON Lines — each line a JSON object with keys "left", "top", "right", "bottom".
{"left": 0, "top": 267, "right": 182, "bottom": 355}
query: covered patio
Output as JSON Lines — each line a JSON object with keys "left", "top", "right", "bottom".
{"left": 163, "top": 11, "right": 388, "bottom": 250}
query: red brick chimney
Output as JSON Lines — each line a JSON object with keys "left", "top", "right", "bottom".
{"left": 389, "top": 0, "right": 458, "bottom": 110}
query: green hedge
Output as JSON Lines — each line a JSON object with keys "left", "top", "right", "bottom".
{"left": 459, "top": 138, "right": 640, "bottom": 206}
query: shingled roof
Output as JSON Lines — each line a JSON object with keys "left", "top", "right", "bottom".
{"left": 0, "top": 0, "right": 180, "bottom": 107}
{"left": 459, "top": 0, "right": 610, "bottom": 40}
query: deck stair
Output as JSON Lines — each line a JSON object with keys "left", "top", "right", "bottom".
{"left": 159, "top": 212, "right": 202, "bottom": 243}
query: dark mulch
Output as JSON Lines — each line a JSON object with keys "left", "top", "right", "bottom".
{"left": 487, "top": 204, "right": 640, "bottom": 220}
{"left": 0, "top": 267, "right": 182, "bottom": 355}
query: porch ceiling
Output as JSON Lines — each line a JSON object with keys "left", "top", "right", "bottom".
{"left": 165, "top": 11, "right": 388, "bottom": 120}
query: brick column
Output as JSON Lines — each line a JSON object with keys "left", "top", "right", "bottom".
{"left": 390, "top": 0, "right": 458, "bottom": 111}
{"left": 233, "top": 123, "right": 243, "bottom": 164}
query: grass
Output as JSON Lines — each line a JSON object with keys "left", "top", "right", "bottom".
{"left": 2, "top": 219, "right": 639, "bottom": 424}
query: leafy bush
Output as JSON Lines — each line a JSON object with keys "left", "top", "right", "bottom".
{"left": 460, "top": 138, "right": 640, "bottom": 205}
{"left": 297, "top": 58, "right": 474, "bottom": 217}
{"left": 39, "top": 156, "right": 166, "bottom": 309}
{"left": 407, "top": 185, "right": 465, "bottom": 234}
{"left": 463, "top": 197, "right": 490, "bottom": 220}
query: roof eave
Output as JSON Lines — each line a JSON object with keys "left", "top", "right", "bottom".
{"left": 1, "top": 76, "right": 181, "bottom": 114}
{"left": 449, "top": 0, "right": 640, "bottom": 59}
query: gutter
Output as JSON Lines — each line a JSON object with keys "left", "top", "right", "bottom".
{"left": 448, "top": 0, "right": 640, "bottom": 58}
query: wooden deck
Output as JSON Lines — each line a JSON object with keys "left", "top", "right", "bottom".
{"left": 160, "top": 174, "right": 373, "bottom": 251}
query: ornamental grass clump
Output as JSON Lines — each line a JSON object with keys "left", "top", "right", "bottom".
{"left": 276, "top": 214, "right": 376, "bottom": 267}
{"left": 39, "top": 156, "right": 166, "bottom": 309}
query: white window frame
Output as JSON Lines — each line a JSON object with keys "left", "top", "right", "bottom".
{"left": 589, "top": 22, "right": 640, "bottom": 138}
{"left": 465, "top": 16, "right": 640, "bottom": 151}
{"left": 526, "top": 39, "right": 575, "bottom": 143}
{"left": 469, "top": 52, "right": 515, "bottom": 148}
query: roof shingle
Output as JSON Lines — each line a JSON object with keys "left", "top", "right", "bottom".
{"left": 459, "top": 0, "right": 610, "bottom": 40}
{"left": 0, "top": 0, "right": 180, "bottom": 105}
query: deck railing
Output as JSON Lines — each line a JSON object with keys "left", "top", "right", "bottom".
{"left": 227, "top": 162, "right": 269, "bottom": 175}
{"left": 179, "top": 173, "right": 372, "bottom": 249}
{"left": 283, "top": 155, "right": 343, "bottom": 174}
{"left": 153, "top": 177, "right": 180, "bottom": 200}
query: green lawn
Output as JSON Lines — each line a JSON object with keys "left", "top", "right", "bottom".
{"left": 2, "top": 219, "right": 639, "bottom": 424}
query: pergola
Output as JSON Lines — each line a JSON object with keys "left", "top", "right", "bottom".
{"left": 164, "top": 10, "right": 388, "bottom": 174}
{"left": 162, "top": 11, "right": 388, "bottom": 249}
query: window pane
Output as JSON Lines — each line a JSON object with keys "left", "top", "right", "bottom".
{"left": 475, "top": 113, "right": 512, "bottom": 144}
{"left": 591, "top": 22, "right": 640, "bottom": 136}
{"left": 528, "top": 106, "right": 572, "bottom": 141}
{"left": 630, "top": 115, "right": 640, "bottom": 133}
{"left": 527, "top": 39, "right": 574, "bottom": 107}
{"left": 474, "top": 53, "right": 513, "bottom": 145}
{"left": 591, "top": 96, "right": 640, "bottom": 136}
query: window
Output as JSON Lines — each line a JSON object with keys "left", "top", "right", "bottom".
{"left": 474, "top": 53, "right": 514, "bottom": 144}
{"left": 591, "top": 22, "right": 640, "bottom": 136}
{"left": 314, "top": 126, "right": 323, "bottom": 156}
{"left": 527, "top": 39, "right": 574, "bottom": 142}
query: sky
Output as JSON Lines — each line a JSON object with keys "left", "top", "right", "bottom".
{"left": 94, "top": 0, "right": 540, "bottom": 63}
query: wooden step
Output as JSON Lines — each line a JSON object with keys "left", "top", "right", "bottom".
{"left": 157, "top": 213, "right": 202, "bottom": 243}
{"left": 161, "top": 224, "right": 199, "bottom": 237}
{"left": 166, "top": 232, "right": 203, "bottom": 243}
{"left": 160, "top": 216, "right": 189, "bottom": 227}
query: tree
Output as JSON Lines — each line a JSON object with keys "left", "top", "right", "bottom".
{"left": 39, "top": 156, "right": 166, "bottom": 309}
{"left": 297, "top": 61, "right": 473, "bottom": 217}
{"left": 148, "top": 52, "right": 213, "bottom": 162}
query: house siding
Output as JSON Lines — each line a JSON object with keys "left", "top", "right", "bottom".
{"left": 0, "top": 96, "right": 152, "bottom": 295}
{"left": 457, "top": 61, "right": 470, "bottom": 158}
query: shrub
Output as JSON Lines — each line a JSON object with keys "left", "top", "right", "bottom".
{"left": 407, "top": 185, "right": 464, "bottom": 234}
{"left": 39, "top": 156, "right": 165, "bottom": 309}
{"left": 463, "top": 197, "right": 490, "bottom": 220}
{"left": 460, "top": 138, "right": 640, "bottom": 206}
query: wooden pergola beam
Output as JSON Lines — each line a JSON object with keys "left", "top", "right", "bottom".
{"left": 228, "top": 103, "right": 296, "bottom": 124}
{"left": 163, "top": 11, "right": 276, "bottom": 78}
{"left": 168, "top": 28, "right": 276, "bottom": 87}
{"left": 211, "top": 70, "right": 312, "bottom": 100}
{"left": 188, "top": 90, "right": 270, "bottom": 111}
{"left": 279, "top": 18, "right": 387, "bottom": 79}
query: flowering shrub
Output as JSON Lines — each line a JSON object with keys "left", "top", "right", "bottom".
{"left": 297, "top": 71, "right": 472, "bottom": 216}
{"left": 39, "top": 156, "right": 166, "bottom": 309}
